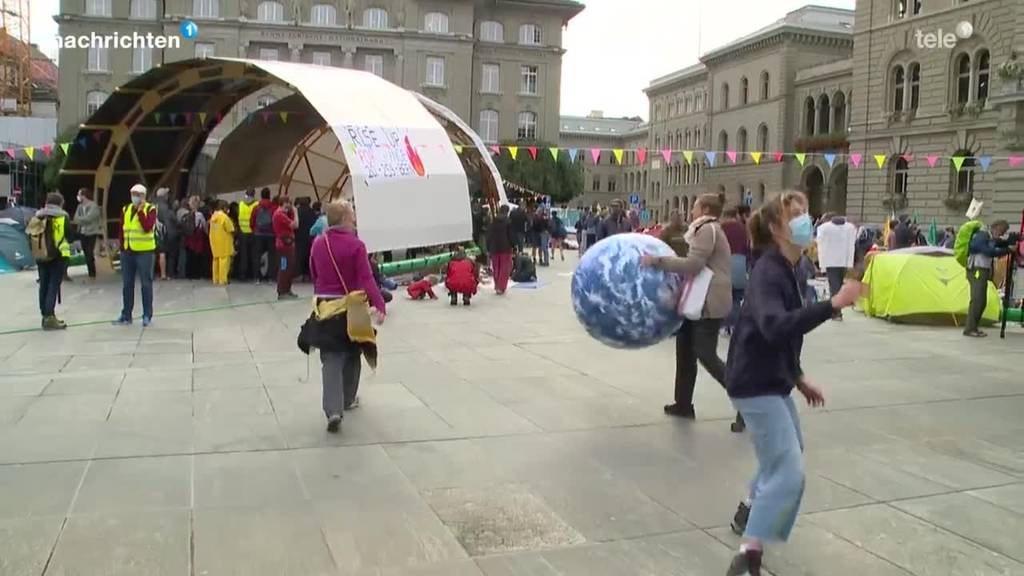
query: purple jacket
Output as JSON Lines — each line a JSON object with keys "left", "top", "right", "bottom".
{"left": 310, "top": 227, "right": 387, "bottom": 313}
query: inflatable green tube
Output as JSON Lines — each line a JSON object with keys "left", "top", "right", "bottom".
{"left": 380, "top": 247, "right": 480, "bottom": 277}
{"left": 1005, "top": 308, "right": 1023, "bottom": 323}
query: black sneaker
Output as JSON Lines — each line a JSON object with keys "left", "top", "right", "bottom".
{"left": 731, "top": 412, "right": 746, "bottom": 433}
{"left": 731, "top": 501, "right": 750, "bottom": 535}
{"left": 326, "top": 414, "right": 342, "bottom": 433}
{"left": 664, "top": 403, "right": 696, "bottom": 419}
{"left": 344, "top": 397, "right": 360, "bottom": 411}
{"left": 726, "top": 549, "right": 763, "bottom": 576}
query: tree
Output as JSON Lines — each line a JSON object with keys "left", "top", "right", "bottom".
{"left": 493, "top": 140, "right": 582, "bottom": 204}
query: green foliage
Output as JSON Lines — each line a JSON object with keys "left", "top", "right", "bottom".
{"left": 494, "top": 140, "right": 583, "bottom": 204}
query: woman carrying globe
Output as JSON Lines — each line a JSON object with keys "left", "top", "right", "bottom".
{"left": 721, "top": 191, "right": 861, "bottom": 576}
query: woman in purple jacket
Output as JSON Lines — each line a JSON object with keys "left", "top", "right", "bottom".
{"left": 304, "top": 201, "right": 386, "bottom": 433}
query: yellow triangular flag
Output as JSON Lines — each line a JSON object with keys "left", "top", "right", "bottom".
{"left": 279, "top": 111, "right": 289, "bottom": 123}
{"left": 951, "top": 156, "right": 966, "bottom": 172}
{"left": 60, "top": 142, "right": 70, "bottom": 156}
{"left": 794, "top": 153, "right": 806, "bottom": 166}
{"left": 508, "top": 146, "right": 518, "bottom": 160}
{"left": 25, "top": 147, "right": 34, "bottom": 161}
{"left": 874, "top": 154, "right": 887, "bottom": 169}
{"left": 454, "top": 144, "right": 464, "bottom": 154}
{"left": 682, "top": 150, "right": 694, "bottom": 164}
{"left": 750, "top": 151, "right": 762, "bottom": 165}
{"left": 549, "top": 147, "right": 559, "bottom": 161}
{"left": 612, "top": 149, "right": 624, "bottom": 165}
{"left": 198, "top": 112, "right": 208, "bottom": 125}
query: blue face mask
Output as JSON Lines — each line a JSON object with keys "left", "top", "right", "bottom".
{"left": 789, "top": 214, "right": 813, "bottom": 248}
{"left": 131, "top": 195, "right": 144, "bottom": 206}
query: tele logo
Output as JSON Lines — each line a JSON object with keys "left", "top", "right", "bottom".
{"left": 915, "top": 21, "right": 973, "bottom": 49}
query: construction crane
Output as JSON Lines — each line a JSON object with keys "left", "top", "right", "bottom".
{"left": 0, "top": 0, "right": 31, "bottom": 116}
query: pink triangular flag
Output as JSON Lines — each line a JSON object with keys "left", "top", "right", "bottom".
{"left": 590, "top": 148, "right": 601, "bottom": 164}
{"left": 1009, "top": 156, "right": 1024, "bottom": 168}
{"left": 772, "top": 151, "right": 784, "bottom": 163}
{"left": 3, "top": 148, "right": 13, "bottom": 158}
{"left": 527, "top": 146, "right": 538, "bottom": 160}
{"left": 901, "top": 153, "right": 914, "bottom": 164}
{"left": 41, "top": 145, "right": 52, "bottom": 157}
{"left": 926, "top": 155, "right": 939, "bottom": 168}
{"left": 92, "top": 131, "right": 104, "bottom": 142}
{"left": 726, "top": 150, "right": 737, "bottom": 164}
{"left": 661, "top": 149, "right": 672, "bottom": 164}
{"left": 489, "top": 145, "right": 499, "bottom": 155}
{"left": 261, "top": 111, "right": 272, "bottom": 123}
{"left": 850, "top": 153, "right": 862, "bottom": 168}
{"left": 636, "top": 148, "right": 647, "bottom": 165}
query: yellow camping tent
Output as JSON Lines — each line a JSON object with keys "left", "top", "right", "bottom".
{"left": 859, "top": 250, "right": 1001, "bottom": 325}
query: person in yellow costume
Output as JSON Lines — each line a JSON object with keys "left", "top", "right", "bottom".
{"left": 209, "top": 200, "right": 236, "bottom": 285}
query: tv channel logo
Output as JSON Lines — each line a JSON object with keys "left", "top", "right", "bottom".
{"left": 180, "top": 20, "right": 199, "bottom": 40}
{"left": 915, "top": 21, "right": 973, "bottom": 50}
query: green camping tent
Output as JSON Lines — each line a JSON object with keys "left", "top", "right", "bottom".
{"left": 859, "top": 249, "right": 1001, "bottom": 325}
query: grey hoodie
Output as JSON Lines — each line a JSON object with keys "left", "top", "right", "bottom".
{"left": 73, "top": 200, "right": 102, "bottom": 236}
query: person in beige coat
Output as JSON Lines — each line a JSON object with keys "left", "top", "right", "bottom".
{"left": 642, "top": 193, "right": 745, "bottom": 432}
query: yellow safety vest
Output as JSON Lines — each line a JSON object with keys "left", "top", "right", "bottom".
{"left": 238, "top": 200, "right": 257, "bottom": 234}
{"left": 122, "top": 202, "right": 156, "bottom": 252}
{"left": 52, "top": 215, "right": 71, "bottom": 258}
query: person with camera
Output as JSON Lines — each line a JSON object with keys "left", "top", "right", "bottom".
{"left": 963, "top": 219, "right": 1012, "bottom": 338}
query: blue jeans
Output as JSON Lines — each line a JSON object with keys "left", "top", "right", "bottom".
{"left": 539, "top": 232, "right": 550, "bottom": 266}
{"left": 731, "top": 394, "right": 805, "bottom": 543}
{"left": 37, "top": 258, "right": 67, "bottom": 317}
{"left": 121, "top": 251, "right": 155, "bottom": 320}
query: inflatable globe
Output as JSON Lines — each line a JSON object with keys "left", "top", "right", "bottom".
{"left": 572, "top": 233, "right": 683, "bottom": 349}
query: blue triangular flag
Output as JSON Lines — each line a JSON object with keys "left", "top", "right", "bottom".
{"left": 168, "top": 112, "right": 178, "bottom": 124}
{"left": 568, "top": 148, "right": 578, "bottom": 163}
{"left": 76, "top": 136, "right": 88, "bottom": 149}
{"left": 704, "top": 151, "right": 716, "bottom": 167}
{"left": 824, "top": 153, "right": 836, "bottom": 167}
{"left": 979, "top": 155, "right": 993, "bottom": 172}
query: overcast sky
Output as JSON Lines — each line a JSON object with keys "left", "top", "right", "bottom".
{"left": 34, "top": 0, "right": 856, "bottom": 119}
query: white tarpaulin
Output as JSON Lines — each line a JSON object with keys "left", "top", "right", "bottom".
{"left": 224, "top": 58, "right": 472, "bottom": 252}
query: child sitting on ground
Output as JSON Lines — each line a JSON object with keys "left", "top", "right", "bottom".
{"left": 406, "top": 274, "right": 438, "bottom": 300}
{"left": 511, "top": 251, "right": 537, "bottom": 283}
{"left": 445, "top": 248, "right": 480, "bottom": 306}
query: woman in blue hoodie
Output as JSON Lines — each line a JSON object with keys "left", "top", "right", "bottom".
{"left": 723, "top": 191, "right": 861, "bottom": 576}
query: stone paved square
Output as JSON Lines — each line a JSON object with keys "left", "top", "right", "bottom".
{"left": 0, "top": 258, "right": 1022, "bottom": 576}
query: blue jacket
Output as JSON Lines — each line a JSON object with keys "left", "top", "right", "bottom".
{"left": 726, "top": 248, "right": 834, "bottom": 399}
{"left": 968, "top": 229, "right": 1009, "bottom": 258}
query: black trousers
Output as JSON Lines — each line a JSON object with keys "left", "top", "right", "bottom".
{"left": 675, "top": 318, "right": 727, "bottom": 407}
{"left": 825, "top": 267, "right": 846, "bottom": 316}
{"left": 236, "top": 234, "right": 254, "bottom": 280}
{"left": 252, "top": 235, "right": 276, "bottom": 281}
{"left": 80, "top": 234, "right": 98, "bottom": 278}
{"left": 37, "top": 258, "right": 67, "bottom": 317}
{"left": 965, "top": 267, "right": 991, "bottom": 333}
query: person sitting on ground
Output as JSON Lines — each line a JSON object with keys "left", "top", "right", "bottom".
{"left": 511, "top": 250, "right": 537, "bottom": 283}
{"left": 407, "top": 275, "right": 438, "bottom": 300}
{"left": 445, "top": 248, "right": 480, "bottom": 306}
{"left": 368, "top": 253, "right": 393, "bottom": 304}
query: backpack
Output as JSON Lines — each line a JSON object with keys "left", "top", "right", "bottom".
{"left": 254, "top": 206, "right": 274, "bottom": 235}
{"left": 26, "top": 216, "right": 60, "bottom": 263}
{"left": 954, "top": 220, "right": 984, "bottom": 268}
{"left": 180, "top": 210, "right": 197, "bottom": 236}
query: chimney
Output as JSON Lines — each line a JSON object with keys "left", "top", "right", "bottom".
{"left": 587, "top": 110, "right": 604, "bottom": 118}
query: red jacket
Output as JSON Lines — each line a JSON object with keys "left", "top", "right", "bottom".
{"left": 407, "top": 279, "right": 436, "bottom": 300}
{"left": 272, "top": 206, "right": 296, "bottom": 251}
{"left": 250, "top": 199, "right": 277, "bottom": 236}
{"left": 445, "top": 258, "right": 478, "bottom": 295}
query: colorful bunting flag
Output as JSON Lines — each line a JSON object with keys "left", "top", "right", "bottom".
{"left": 979, "top": 156, "right": 992, "bottom": 172}
{"left": 508, "top": 146, "right": 518, "bottom": 160}
{"left": 874, "top": 154, "right": 887, "bottom": 169}
{"left": 750, "top": 151, "right": 762, "bottom": 165}
{"left": 850, "top": 153, "right": 862, "bottom": 168}
{"left": 590, "top": 148, "right": 601, "bottom": 164}
{"left": 705, "top": 151, "right": 716, "bottom": 166}
{"left": 549, "top": 147, "right": 559, "bottom": 161}
{"left": 683, "top": 150, "right": 694, "bottom": 164}
{"left": 794, "top": 153, "right": 806, "bottom": 166}
{"left": 660, "top": 149, "right": 672, "bottom": 164}
{"left": 489, "top": 145, "right": 500, "bottom": 155}
{"left": 773, "top": 151, "right": 784, "bottom": 163}
{"left": 901, "top": 153, "right": 914, "bottom": 163}
{"left": 153, "top": 112, "right": 162, "bottom": 124}
{"left": 77, "top": 137, "right": 88, "bottom": 149}
{"left": 260, "top": 111, "right": 272, "bottom": 123}
{"left": 824, "top": 153, "right": 836, "bottom": 167}
{"left": 636, "top": 148, "right": 647, "bottom": 165}
{"left": 726, "top": 150, "right": 737, "bottom": 164}
{"left": 25, "top": 147, "right": 34, "bottom": 160}
{"left": 184, "top": 112, "right": 193, "bottom": 124}
{"left": 169, "top": 113, "right": 178, "bottom": 124}
{"left": 568, "top": 148, "right": 578, "bottom": 163}
{"left": 3, "top": 149, "right": 12, "bottom": 158}
{"left": 926, "top": 155, "right": 939, "bottom": 168}
{"left": 41, "top": 145, "right": 52, "bottom": 157}
{"left": 92, "top": 132, "right": 103, "bottom": 143}
{"left": 951, "top": 156, "right": 966, "bottom": 172}
{"left": 199, "top": 112, "right": 208, "bottom": 125}
{"left": 612, "top": 149, "right": 624, "bottom": 165}
{"left": 279, "top": 111, "right": 289, "bottom": 123}
{"left": 527, "top": 146, "right": 538, "bottom": 160}
{"left": 454, "top": 145, "right": 464, "bottom": 154}
{"left": 60, "top": 142, "right": 70, "bottom": 156}
{"left": 1009, "top": 156, "right": 1023, "bottom": 168}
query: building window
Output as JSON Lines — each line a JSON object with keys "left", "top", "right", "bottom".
{"left": 903, "top": 64, "right": 918, "bottom": 112}
{"left": 86, "top": 0, "right": 112, "bottom": 16}
{"left": 684, "top": 129, "right": 691, "bottom": 148}
{"left": 517, "top": 111, "right": 537, "bottom": 140}
{"left": 87, "top": 47, "right": 109, "bottom": 72}
{"left": 257, "top": 1, "right": 284, "bottom": 22}
{"left": 520, "top": 65, "right": 538, "bottom": 95}
{"left": 363, "top": 7, "right": 388, "bottom": 29}
{"left": 480, "top": 21, "right": 504, "bottom": 42}
{"left": 760, "top": 71, "right": 770, "bottom": 100}
{"left": 479, "top": 109, "right": 499, "bottom": 142}
{"left": 131, "top": 47, "right": 152, "bottom": 74}
{"left": 894, "top": 0, "right": 907, "bottom": 19}
{"left": 756, "top": 124, "right": 768, "bottom": 151}
{"left": 953, "top": 149, "right": 976, "bottom": 198}
{"left": 912, "top": 0, "right": 922, "bottom": 15}
{"left": 892, "top": 65, "right": 905, "bottom": 111}
{"left": 424, "top": 12, "right": 449, "bottom": 33}
{"left": 721, "top": 83, "right": 730, "bottom": 110}
{"left": 425, "top": 57, "right": 446, "bottom": 87}
{"left": 804, "top": 97, "right": 815, "bottom": 135}
{"left": 977, "top": 49, "right": 990, "bottom": 102}
{"left": 737, "top": 127, "right": 748, "bottom": 155}
{"left": 956, "top": 53, "right": 971, "bottom": 104}
{"left": 609, "top": 177, "right": 617, "bottom": 193}
{"left": 256, "top": 94, "right": 274, "bottom": 108}
{"left": 519, "top": 24, "right": 542, "bottom": 46}
{"left": 718, "top": 130, "right": 728, "bottom": 152}
{"left": 193, "top": 0, "right": 218, "bottom": 17}
{"left": 817, "top": 94, "right": 830, "bottom": 133}
{"left": 592, "top": 176, "right": 601, "bottom": 192}
{"left": 891, "top": 155, "right": 909, "bottom": 198}
{"left": 740, "top": 77, "right": 749, "bottom": 105}
{"left": 481, "top": 64, "right": 500, "bottom": 93}
{"left": 258, "top": 48, "right": 278, "bottom": 61}
{"left": 311, "top": 4, "right": 336, "bottom": 25}
{"left": 195, "top": 42, "right": 215, "bottom": 58}
{"left": 86, "top": 91, "right": 107, "bottom": 116}
{"left": 130, "top": 0, "right": 157, "bottom": 19}
{"left": 668, "top": 101, "right": 676, "bottom": 117}
{"left": 364, "top": 54, "right": 384, "bottom": 76}
{"left": 312, "top": 51, "right": 331, "bottom": 66}
{"left": 833, "top": 92, "right": 847, "bottom": 131}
